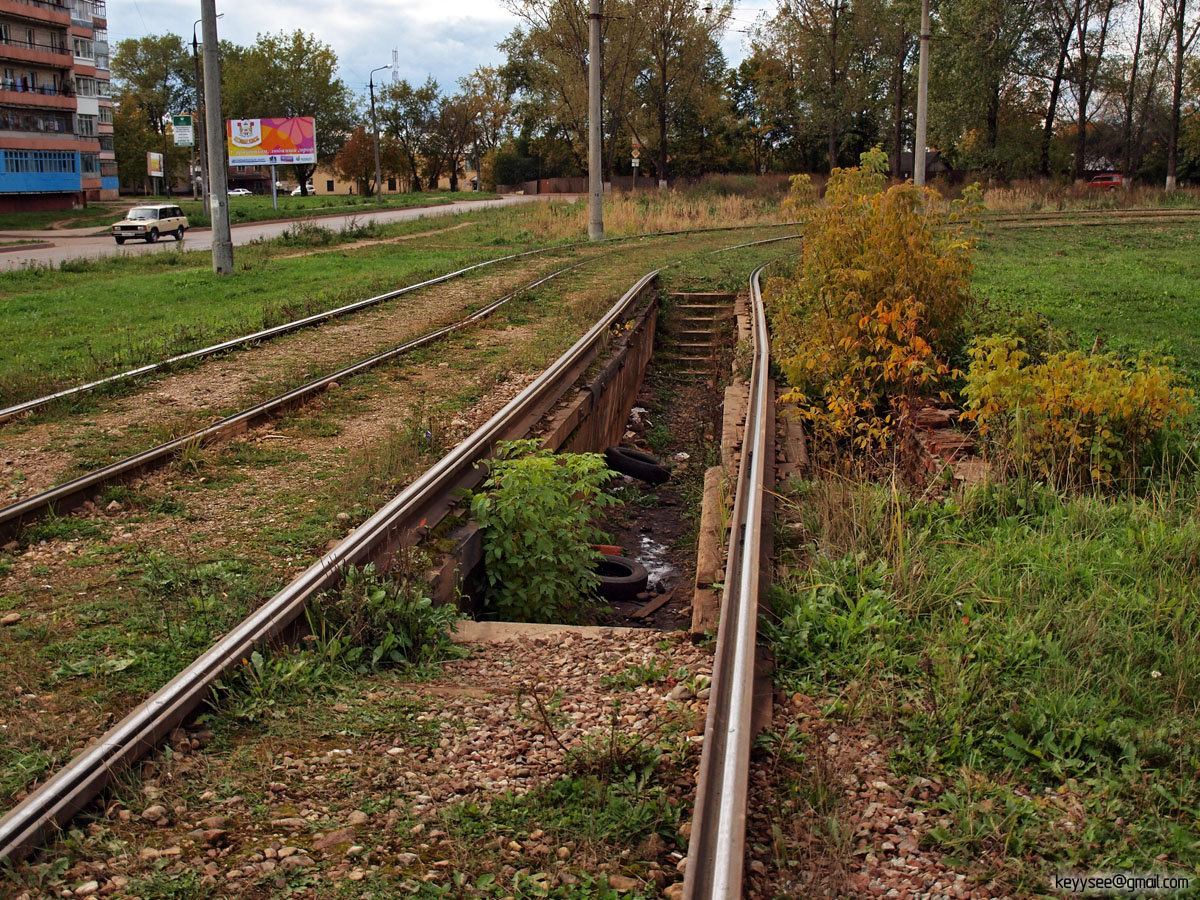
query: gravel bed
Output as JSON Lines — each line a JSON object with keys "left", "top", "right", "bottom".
{"left": 9, "top": 629, "right": 712, "bottom": 899}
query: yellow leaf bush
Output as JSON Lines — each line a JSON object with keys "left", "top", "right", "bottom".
{"left": 767, "top": 147, "right": 981, "bottom": 451}
{"left": 963, "top": 336, "right": 1195, "bottom": 487}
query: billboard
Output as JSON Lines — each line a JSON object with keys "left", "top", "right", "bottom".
{"left": 146, "top": 152, "right": 163, "bottom": 178}
{"left": 226, "top": 117, "right": 316, "bottom": 166}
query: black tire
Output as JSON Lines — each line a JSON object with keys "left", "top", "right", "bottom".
{"left": 114, "top": 236, "right": 125, "bottom": 245}
{"left": 595, "top": 554, "right": 649, "bottom": 603}
{"left": 604, "top": 446, "right": 670, "bottom": 485}
{"left": 174, "top": 226, "right": 184, "bottom": 241}
{"left": 146, "top": 228, "right": 159, "bottom": 243}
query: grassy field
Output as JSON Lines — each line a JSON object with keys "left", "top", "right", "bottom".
{"left": 0, "top": 191, "right": 496, "bottom": 233}
{"left": 768, "top": 216, "right": 1200, "bottom": 894}
{"left": 973, "top": 222, "right": 1200, "bottom": 378}
{"left": 0, "top": 192, "right": 788, "bottom": 407}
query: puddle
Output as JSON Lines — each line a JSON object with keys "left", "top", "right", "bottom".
{"left": 638, "top": 535, "right": 680, "bottom": 589}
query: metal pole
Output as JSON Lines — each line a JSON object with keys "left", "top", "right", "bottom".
{"left": 192, "top": 22, "right": 210, "bottom": 207}
{"left": 201, "top": 0, "right": 233, "bottom": 275}
{"left": 587, "top": 0, "right": 604, "bottom": 240}
{"left": 370, "top": 65, "right": 390, "bottom": 202}
{"left": 914, "top": 0, "right": 930, "bottom": 186}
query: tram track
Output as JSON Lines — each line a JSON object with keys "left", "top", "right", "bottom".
{"left": 1, "top": 234, "right": 786, "bottom": 896}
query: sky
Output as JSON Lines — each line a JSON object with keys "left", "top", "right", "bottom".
{"left": 108, "top": 0, "right": 775, "bottom": 102}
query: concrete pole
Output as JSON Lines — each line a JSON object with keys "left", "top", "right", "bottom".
{"left": 201, "top": 0, "right": 233, "bottom": 274}
{"left": 914, "top": 0, "right": 930, "bottom": 186}
{"left": 587, "top": 0, "right": 604, "bottom": 240}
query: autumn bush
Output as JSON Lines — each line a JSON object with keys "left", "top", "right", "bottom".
{"left": 767, "top": 148, "right": 981, "bottom": 451}
{"left": 962, "top": 336, "right": 1195, "bottom": 487}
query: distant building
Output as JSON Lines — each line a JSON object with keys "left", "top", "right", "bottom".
{"left": 0, "top": 0, "right": 115, "bottom": 212}
{"left": 894, "top": 150, "right": 953, "bottom": 182}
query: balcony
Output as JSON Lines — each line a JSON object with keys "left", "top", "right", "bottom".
{"left": 0, "top": 0, "right": 70, "bottom": 24}
{"left": 0, "top": 35, "right": 72, "bottom": 56}
{"left": 0, "top": 80, "right": 75, "bottom": 109}
{"left": 0, "top": 105, "right": 72, "bottom": 133}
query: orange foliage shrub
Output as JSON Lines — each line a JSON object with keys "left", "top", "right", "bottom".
{"left": 767, "top": 148, "right": 981, "bottom": 451}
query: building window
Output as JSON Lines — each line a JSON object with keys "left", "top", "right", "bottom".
{"left": 97, "top": 134, "right": 112, "bottom": 151}
{"left": 1, "top": 150, "right": 78, "bottom": 175}
{"left": 73, "top": 37, "right": 93, "bottom": 60}
{"left": 76, "top": 114, "right": 96, "bottom": 137}
{"left": 326, "top": 179, "right": 334, "bottom": 191}
{"left": 98, "top": 105, "right": 112, "bottom": 124}
{"left": 80, "top": 152, "right": 99, "bottom": 175}
{"left": 75, "top": 76, "right": 96, "bottom": 97}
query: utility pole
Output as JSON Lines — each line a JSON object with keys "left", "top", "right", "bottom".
{"left": 587, "top": 0, "right": 603, "bottom": 240}
{"left": 191, "top": 16, "right": 219, "bottom": 207}
{"left": 201, "top": 0, "right": 233, "bottom": 274}
{"left": 914, "top": 0, "right": 930, "bottom": 186}
{"left": 370, "top": 64, "right": 391, "bottom": 202}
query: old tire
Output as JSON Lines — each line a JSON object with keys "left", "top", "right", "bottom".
{"left": 114, "top": 236, "right": 125, "bottom": 245}
{"left": 146, "top": 228, "right": 159, "bottom": 243}
{"left": 174, "top": 226, "right": 184, "bottom": 241}
{"left": 604, "top": 446, "right": 670, "bottom": 485}
{"left": 596, "top": 554, "right": 649, "bottom": 603}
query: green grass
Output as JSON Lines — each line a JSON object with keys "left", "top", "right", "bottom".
{"left": 0, "top": 191, "right": 497, "bottom": 233}
{"left": 0, "top": 202, "right": 126, "bottom": 231}
{"left": 0, "top": 238, "right": 506, "bottom": 406}
{"left": 186, "top": 190, "right": 497, "bottom": 229}
{"left": 973, "top": 223, "right": 1200, "bottom": 379}
{"left": 769, "top": 476, "right": 1200, "bottom": 890}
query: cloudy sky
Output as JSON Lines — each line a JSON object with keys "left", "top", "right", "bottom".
{"left": 109, "top": 1, "right": 773, "bottom": 101}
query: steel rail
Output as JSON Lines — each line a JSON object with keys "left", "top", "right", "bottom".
{"left": 0, "top": 261, "right": 587, "bottom": 542}
{"left": 684, "top": 264, "right": 772, "bottom": 900}
{"left": 0, "top": 247, "right": 557, "bottom": 424}
{"left": 0, "top": 269, "right": 661, "bottom": 862}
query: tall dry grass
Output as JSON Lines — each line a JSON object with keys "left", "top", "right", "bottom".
{"left": 979, "top": 178, "right": 1200, "bottom": 213}
{"left": 486, "top": 188, "right": 786, "bottom": 243}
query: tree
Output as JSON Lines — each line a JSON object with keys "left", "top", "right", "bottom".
{"left": 1163, "top": 0, "right": 1200, "bottom": 188}
{"left": 633, "top": 0, "right": 731, "bottom": 183}
{"left": 221, "top": 31, "right": 358, "bottom": 194}
{"left": 333, "top": 125, "right": 405, "bottom": 194}
{"left": 379, "top": 78, "right": 440, "bottom": 191}
{"left": 111, "top": 35, "right": 190, "bottom": 194}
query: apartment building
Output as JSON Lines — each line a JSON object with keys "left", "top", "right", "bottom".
{"left": 0, "top": 0, "right": 115, "bottom": 212}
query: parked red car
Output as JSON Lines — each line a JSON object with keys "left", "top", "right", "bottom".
{"left": 1087, "top": 173, "right": 1123, "bottom": 190}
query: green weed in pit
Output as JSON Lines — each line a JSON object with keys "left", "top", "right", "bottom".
{"left": 470, "top": 440, "right": 622, "bottom": 624}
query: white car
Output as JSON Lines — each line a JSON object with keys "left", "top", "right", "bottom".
{"left": 291, "top": 183, "right": 315, "bottom": 196}
{"left": 228, "top": 188, "right": 252, "bottom": 197}
{"left": 112, "top": 204, "right": 188, "bottom": 244}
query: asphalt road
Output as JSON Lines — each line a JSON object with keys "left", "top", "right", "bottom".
{"left": 0, "top": 195, "right": 550, "bottom": 271}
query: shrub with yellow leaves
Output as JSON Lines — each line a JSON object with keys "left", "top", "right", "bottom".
{"left": 962, "top": 336, "right": 1195, "bottom": 487}
{"left": 767, "top": 147, "right": 981, "bottom": 452}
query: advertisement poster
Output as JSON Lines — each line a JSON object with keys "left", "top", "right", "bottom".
{"left": 172, "top": 114, "right": 194, "bottom": 147}
{"left": 146, "top": 151, "right": 163, "bottom": 178}
{"left": 226, "top": 117, "right": 317, "bottom": 166}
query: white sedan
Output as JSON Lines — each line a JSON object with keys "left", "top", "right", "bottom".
{"left": 228, "top": 188, "right": 252, "bottom": 197}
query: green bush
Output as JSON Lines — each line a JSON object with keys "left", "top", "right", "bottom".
{"left": 470, "top": 440, "right": 621, "bottom": 623}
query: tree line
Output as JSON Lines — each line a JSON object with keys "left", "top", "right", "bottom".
{"left": 112, "top": 0, "right": 1199, "bottom": 195}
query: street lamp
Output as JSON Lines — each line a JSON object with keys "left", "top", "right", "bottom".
{"left": 192, "top": 13, "right": 223, "bottom": 205}
{"left": 369, "top": 64, "right": 391, "bottom": 201}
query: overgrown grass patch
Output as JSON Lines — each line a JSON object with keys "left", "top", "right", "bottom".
{"left": 973, "top": 223, "right": 1200, "bottom": 378}
{"left": 769, "top": 475, "right": 1200, "bottom": 888}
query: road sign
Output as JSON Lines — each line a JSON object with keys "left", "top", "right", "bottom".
{"left": 632, "top": 157, "right": 640, "bottom": 168}
{"left": 172, "top": 115, "right": 194, "bottom": 147}
{"left": 631, "top": 147, "right": 640, "bottom": 159}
